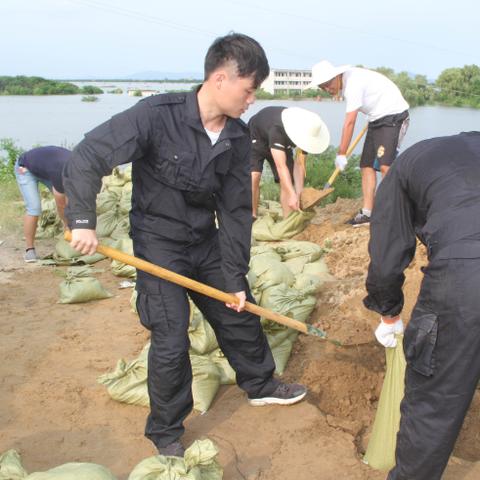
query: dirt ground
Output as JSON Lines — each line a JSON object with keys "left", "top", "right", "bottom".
{"left": 1, "top": 197, "right": 479, "bottom": 479}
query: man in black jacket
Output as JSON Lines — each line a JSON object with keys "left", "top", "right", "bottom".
{"left": 363, "top": 132, "right": 480, "bottom": 479}
{"left": 63, "top": 33, "right": 306, "bottom": 457}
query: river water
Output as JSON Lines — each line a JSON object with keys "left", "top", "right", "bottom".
{"left": 1, "top": 81, "right": 479, "bottom": 153}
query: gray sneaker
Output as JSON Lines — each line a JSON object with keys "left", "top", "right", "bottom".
{"left": 24, "top": 248, "right": 37, "bottom": 263}
{"left": 157, "top": 441, "right": 185, "bottom": 458}
{"left": 248, "top": 382, "right": 307, "bottom": 406}
{"left": 346, "top": 210, "right": 371, "bottom": 228}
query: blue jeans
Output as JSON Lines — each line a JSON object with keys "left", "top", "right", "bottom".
{"left": 14, "top": 159, "right": 52, "bottom": 216}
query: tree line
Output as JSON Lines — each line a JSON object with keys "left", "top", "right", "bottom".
{"left": 0, "top": 76, "right": 103, "bottom": 95}
{"left": 258, "top": 64, "right": 480, "bottom": 108}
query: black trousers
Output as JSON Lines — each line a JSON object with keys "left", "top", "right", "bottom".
{"left": 388, "top": 258, "right": 480, "bottom": 479}
{"left": 133, "top": 232, "right": 278, "bottom": 448}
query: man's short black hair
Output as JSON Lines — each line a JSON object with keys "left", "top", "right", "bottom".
{"left": 204, "top": 33, "right": 270, "bottom": 89}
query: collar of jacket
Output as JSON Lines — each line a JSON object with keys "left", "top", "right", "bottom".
{"left": 183, "top": 85, "right": 248, "bottom": 142}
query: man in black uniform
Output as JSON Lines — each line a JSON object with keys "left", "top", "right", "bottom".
{"left": 363, "top": 132, "right": 480, "bottom": 479}
{"left": 63, "top": 33, "right": 307, "bottom": 457}
{"left": 14, "top": 146, "right": 71, "bottom": 262}
{"left": 249, "top": 106, "right": 329, "bottom": 218}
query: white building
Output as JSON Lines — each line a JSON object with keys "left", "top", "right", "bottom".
{"left": 260, "top": 68, "right": 313, "bottom": 95}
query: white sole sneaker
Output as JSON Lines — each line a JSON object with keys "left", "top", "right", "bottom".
{"left": 352, "top": 222, "right": 370, "bottom": 228}
{"left": 248, "top": 390, "right": 307, "bottom": 407}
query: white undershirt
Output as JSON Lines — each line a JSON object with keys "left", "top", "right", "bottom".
{"left": 205, "top": 127, "right": 222, "bottom": 145}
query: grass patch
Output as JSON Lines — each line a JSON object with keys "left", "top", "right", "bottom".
{"left": 0, "top": 178, "right": 23, "bottom": 236}
{"left": 259, "top": 147, "right": 362, "bottom": 205}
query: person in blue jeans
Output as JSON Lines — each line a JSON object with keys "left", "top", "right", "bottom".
{"left": 14, "top": 146, "right": 71, "bottom": 262}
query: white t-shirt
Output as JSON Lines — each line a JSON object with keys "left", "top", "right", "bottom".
{"left": 204, "top": 127, "right": 221, "bottom": 145}
{"left": 342, "top": 68, "right": 409, "bottom": 122}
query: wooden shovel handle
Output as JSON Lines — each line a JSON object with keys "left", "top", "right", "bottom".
{"left": 64, "top": 232, "right": 310, "bottom": 335}
{"left": 324, "top": 124, "right": 368, "bottom": 188}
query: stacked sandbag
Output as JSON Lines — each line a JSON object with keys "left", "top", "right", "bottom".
{"left": 248, "top": 241, "right": 331, "bottom": 374}
{"left": 101, "top": 240, "right": 331, "bottom": 411}
{"left": 128, "top": 439, "right": 222, "bottom": 480}
{"left": 36, "top": 197, "right": 63, "bottom": 239}
{"left": 0, "top": 449, "right": 117, "bottom": 480}
{"left": 252, "top": 200, "right": 315, "bottom": 241}
{"left": 110, "top": 238, "right": 136, "bottom": 279}
{"left": 58, "top": 266, "right": 112, "bottom": 304}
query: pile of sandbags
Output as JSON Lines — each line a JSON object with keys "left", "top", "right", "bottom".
{"left": 0, "top": 439, "right": 222, "bottom": 480}
{"left": 99, "top": 240, "right": 332, "bottom": 412}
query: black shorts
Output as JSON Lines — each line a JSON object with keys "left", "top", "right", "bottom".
{"left": 360, "top": 110, "right": 409, "bottom": 169}
{"left": 251, "top": 149, "right": 294, "bottom": 183}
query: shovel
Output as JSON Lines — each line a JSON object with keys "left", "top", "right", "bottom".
{"left": 300, "top": 124, "right": 368, "bottom": 210}
{"left": 65, "top": 232, "right": 340, "bottom": 343}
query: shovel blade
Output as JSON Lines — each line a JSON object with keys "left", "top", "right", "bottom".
{"left": 300, "top": 187, "right": 334, "bottom": 210}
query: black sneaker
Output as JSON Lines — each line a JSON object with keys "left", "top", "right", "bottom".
{"left": 346, "top": 210, "right": 370, "bottom": 228}
{"left": 248, "top": 382, "right": 307, "bottom": 406}
{"left": 157, "top": 441, "right": 185, "bottom": 458}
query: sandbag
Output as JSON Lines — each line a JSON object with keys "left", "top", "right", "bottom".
{"left": 260, "top": 284, "right": 316, "bottom": 324}
{"left": 97, "top": 343, "right": 150, "bottom": 407}
{"left": 53, "top": 239, "right": 106, "bottom": 265}
{"left": 188, "top": 305, "right": 218, "bottom": 355}
{"left": 128, "top": 439, "right": 222, "bottom": 480}
{"left": 191, "top": 354, "right": 221, "bottom": 413}
{"left": 96, "top": 210, "right": 122, "bottom": 238}
{"left": 58, "top": 266, "right": 112, "bottom": 304}
{"left": 119, "top": 182, "right": 132, "bottom": 215}
{"left": 0, "top": 449, "right": 117, "bottom": 480}
{"left": 96, "top": 190, "right": 120, "bottom": 215}
{"left": 273, "top": 241, "right": 324, "bottom": 262}
{"left": 111, "top": 238, "right": 136, "bottom": 278}
{"left": 249, "top": 256, "right": 295, "bottom": 290}
{"left": 363, "top": 335, "right": 406, "bottom": 471}
{"left": 252, "top": 211, "right": 315, "bottom": 241}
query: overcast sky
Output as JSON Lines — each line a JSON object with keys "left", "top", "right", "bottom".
{"left": 2, "top": 0, "right": 478, "bottom": 80}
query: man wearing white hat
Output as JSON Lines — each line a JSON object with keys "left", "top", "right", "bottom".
{"left": 308, "top": 61, "right": 409, "bottom": 226}
{"left": 248, "top": 106, "right": 330, "bottom": 218}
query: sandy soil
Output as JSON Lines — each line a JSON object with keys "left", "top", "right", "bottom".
{"left": 1, "top": 198, "right": 479, "bottom": 479}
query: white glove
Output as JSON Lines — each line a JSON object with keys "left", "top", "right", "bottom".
{"left": 375, "top": 317, "right": 404, "bottom": 348}
{"left": 335, "top": 154, "right": 348, "bottom": 171}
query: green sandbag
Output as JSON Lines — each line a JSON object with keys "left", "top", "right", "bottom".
{"left": 209, "top": 349, "right": 236, "bottom": 385}
{"left": 293, "top": 273, "right": 324, "bottom": 295}
{"left": 252, "top": 211, "right": 315, "bottom": 242}
{"left": 111, "top": 238, "right": 136, "bottom": 278}
{"left": 260, "top": 284, "right": 316, "bottom": 323}
{"left": 249, "top": 256, "right": 295, "bottom": 290}
{"left": 58, "top": 267, "right": 112, "bottom": 304}
{"left": 128, "top": 439, "right": 222, "bottom": 480}
{"left": 274, "top": 241, "right": 324, "bottom": 262}
{"left": 0, "top": 449, "right": 27, "bottom": 480}
{"left": 363, "top": 335, "right": 406, "bottom": 471}
{"left": 96, "top": 190, "right": 120, "bottom": 215}
{"left": 110, "top": 217, "right": 131, "bottom": 240}
{"left": 283, "top": 256, "right": 309, "bottom": 275}
{"left": 119, "top": 182, "right": 132, "bottom": 215}
{"left": 97, "top": 343, "right": 150, "bottom": 407}
{"left": 191, "top": 354, "right": 221, "bottom": 413}
{"left": 302, "top": 259, "right": 334, "bottom": 283}
{"left": 270, "top": 333, "right": 297, "bottom": 375}
{"left": 130, "top": 288, "right": 138, "bottom": 313}
{"left": 96, "top": 210, "right": 122, "bottom": 238}
{"left": 36, "top": 198, "right": 63, "bottom": 239}
{"left": 188, "top": 305, "right": 218, "bottom": 355}
{"left": 53, "top": 239, "right": 106, "bottom": 265}
{"left": 0, "top": 449, "right": 117, "bottom": 480}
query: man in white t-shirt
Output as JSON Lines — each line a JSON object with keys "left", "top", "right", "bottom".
{"left": 308, "top": 61, "right": 410, "bottom": 226}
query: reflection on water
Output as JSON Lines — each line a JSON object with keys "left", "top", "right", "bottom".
{"left": 0, "top": 81, "right": 479, "bottom": 152}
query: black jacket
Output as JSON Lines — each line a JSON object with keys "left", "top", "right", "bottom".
{"left": 364, "top": 132, "right": 480, "bottom": 316}
{"left": 63, "top": 88, "right": 253, "bottom": 292}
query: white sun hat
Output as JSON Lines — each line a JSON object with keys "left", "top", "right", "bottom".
{"left": 307, "top": 60, "right": 351, "bottom": 89}
{"left": 281, "top": 107, "right": 330, "bottom": 154}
